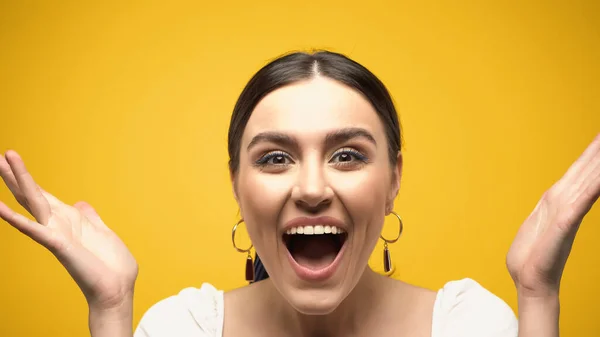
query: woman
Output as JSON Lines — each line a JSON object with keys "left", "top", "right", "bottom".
{"left": 0, "top": 50, "right": 598, "bottom": 337}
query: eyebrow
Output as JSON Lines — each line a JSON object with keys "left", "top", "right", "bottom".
{"left": 247, "top": 127, "right": 377, "bottom": 151}
{"left": 324, "top": 127, "right": 377, "bottom": 149}
{"left": 247, "top": 132, "right": 299, "bottom": 152}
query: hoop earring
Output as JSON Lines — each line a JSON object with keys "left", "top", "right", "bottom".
{"left": 380, "top": 211, "right": 403, "bottom": 273}
{"left": 232, "top": 219, "right": 254, "bottom": 283}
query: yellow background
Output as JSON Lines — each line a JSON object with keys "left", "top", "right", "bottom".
{"left": 1, "top": 0, "right": 598, "bottom": 336}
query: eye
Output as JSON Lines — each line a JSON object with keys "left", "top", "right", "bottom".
{"left": 255, "top": 151, "right": 293, "bottom": 167}
{"left": 336, "top": 153, "right": 353, "bottom": 162}
{"left": 329, "top": 148, "right": 368, "bottom": 166}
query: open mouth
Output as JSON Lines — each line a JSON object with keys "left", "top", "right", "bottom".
{"left": 283, "top": 225, "right": 348, "bottom": 270}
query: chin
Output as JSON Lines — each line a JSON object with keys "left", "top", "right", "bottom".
{"left": 280, "top": 283, "right": 349, "bottom": 315}
{"left": 270, "top": 218, "right": 359, "bottom": 315}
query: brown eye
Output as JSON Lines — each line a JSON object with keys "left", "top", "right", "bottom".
{"left": 329, "top": 148, "right": 368, "bottom": 167}
{"left": 338, "top": 153, "right": 352, "bottom": 162}
{"left": 271, "top": 155, "right": 287, "bottom": 164}
{"left": 256, "top": 151, "right": 293, "bottom": 166}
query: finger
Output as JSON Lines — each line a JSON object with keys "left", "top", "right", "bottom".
{"left": 0, "top": 153, "right": 31, "bottom": 213}
{"left": 0, "top": 200, "right": 53, "bottom": 247}
{"left": 561, "top": 136, "right": 600, "bottom": 219}
{"left": 561, "top": 133, "right": 600, "bottom": 187}
{"left": 579, "top": 156, "right": 600, "bottom": 214}
{"left": 5, "top": 150, "right": 51, "bottom": 225}
{"left": 39, "top": 187, "right": 65, "bottom": 209}
{"left": 572, "top": 133, "right": 600, "bottom": 188}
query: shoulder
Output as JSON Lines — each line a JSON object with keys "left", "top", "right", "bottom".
{"left": 134, "top": 283, "right": 224, "bottom": 337}
{"left": 432, "top": 278, "right": 518, "bottom": 337}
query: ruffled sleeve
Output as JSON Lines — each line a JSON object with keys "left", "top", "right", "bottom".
{"left": 431, "top": 278, "right": 518, "bottom": 337}
{"left": 134, "top": 283, "right": 224, "bottom": 337}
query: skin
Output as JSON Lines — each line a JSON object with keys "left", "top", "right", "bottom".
{"left": 226, "top": 76, "right": 436, "bottom": 336}
{"left": 234, "top": 76, "right": 400, "bottom": 312}
{"left": 0, "top": 74, "right": 598, "bottom": 337}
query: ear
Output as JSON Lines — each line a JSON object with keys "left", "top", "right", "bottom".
{"left": 230, "top": 168, "right": 240, "bottom": 204}
{"left": 230, "top": 168, "right": 246, "bottom": 219}
{"left": 385, "top": 151, "right": 403, "bottom": 214}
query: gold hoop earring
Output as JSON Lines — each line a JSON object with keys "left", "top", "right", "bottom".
{"left": 232, "top": 219, "right": 254, "bottom": 283}
{"left": 380, "top": 211, "right": 404, "bottom": 273}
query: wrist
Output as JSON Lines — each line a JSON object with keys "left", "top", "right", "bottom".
{"left": 515, "top": 281, "right": 559, "bottom": 300}
{"left": 517, "top": 291, "right": 560, "bottom": 337}
{"left": 89, "top": 293, "right": 133, "bottom": 318}
{"left": 88, "top": 287, "right": 135, "bottom": 313}
{"left": 88, "top": 294, "right": 134, "bottom": 337}
{"left": 518, "top": 291, "right": 560, "bottom": 310}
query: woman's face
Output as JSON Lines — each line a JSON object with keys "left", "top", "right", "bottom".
{"left": 234, "top": 76, "right": 401, "bottom": 314}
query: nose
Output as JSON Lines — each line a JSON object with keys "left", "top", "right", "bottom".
{"left": 291, "top": 159, "right": 333, "bottom": 211}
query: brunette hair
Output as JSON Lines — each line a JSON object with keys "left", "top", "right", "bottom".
{"left": 227, "top": 50, "right": 402, "bottom": 281}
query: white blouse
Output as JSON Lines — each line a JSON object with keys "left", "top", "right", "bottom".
{"left": 134, "top": 278, "right": 518, "bottom": 337}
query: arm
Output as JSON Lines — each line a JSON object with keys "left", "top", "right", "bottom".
{"left": 506, "top": 133, "right": 600, "bottom": 337}
{"left": 0, "top": 150, "right": 138, "bottom": 337}
{"left": 517, "top": 293, "right": 559, "bottom": 337}
{"left": 89, "top": 296, "right": 134, "bottom": 337}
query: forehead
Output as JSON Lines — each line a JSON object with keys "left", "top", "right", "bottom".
{"left": 244, "top": 76, "right": 383, "bottom": 139}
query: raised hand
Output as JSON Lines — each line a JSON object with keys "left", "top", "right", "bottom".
{"left": 507, "top": 133, "right": 600, "bottom": 298}
{"left": 0, "top": 150, "right": 138, "bottom": 312}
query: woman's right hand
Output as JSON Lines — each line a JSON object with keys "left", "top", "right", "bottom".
{"left": 0, "top": 150, "right": 138, "bottom": 313}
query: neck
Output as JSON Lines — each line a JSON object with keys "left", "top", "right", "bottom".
{"left": 270, "top": 268, "right": 390, "bottom": 337}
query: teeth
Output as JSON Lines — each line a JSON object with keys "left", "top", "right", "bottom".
{"left": 285, "top": 225, "right": 345, "bottom": 235}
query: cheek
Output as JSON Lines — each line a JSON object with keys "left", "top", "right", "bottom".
{"left": 237, "top": 172, "right": 292, "bottom": 245}
{"left": 330, "top": 168, "right": 389, "bottom": 219}
{"left": 239, "top": 173, "right": 292, "bottom": 216}
{"left": 329, "top": 167, "right": 388, "bottom": 245}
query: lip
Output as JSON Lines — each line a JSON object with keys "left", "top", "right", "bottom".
{"left": 282, "top": 216, "right": 348, "bottom": 233}
{"left": 285, "top": 233, "right": 348, "bottom": 282}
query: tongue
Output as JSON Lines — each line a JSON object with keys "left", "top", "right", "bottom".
{"left": 291, "top": 235, "right": 339, "bottom": 270}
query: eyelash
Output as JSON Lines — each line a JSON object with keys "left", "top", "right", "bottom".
{"left": 331, "top": 148, "right": 369, "bottom": 166}
{"left": 255, "top": 151, "right": 291, "bottom": 166}
{"left": 254, "top": 148, "right": 369, "bottom": 168}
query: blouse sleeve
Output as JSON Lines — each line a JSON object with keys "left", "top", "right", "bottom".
{"left": 432, "top": 278, "right": 518, "bottom": 337}
{"left": 134, "top": 283, "right": 224, "bottom": 337}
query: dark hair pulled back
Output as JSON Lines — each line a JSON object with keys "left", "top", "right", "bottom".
{"left": 227, "top": 50, "right": 402, "bottom": 281}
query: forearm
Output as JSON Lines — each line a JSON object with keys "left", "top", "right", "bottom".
{"left": 88, "top": 296, "right": 134, "bottom": 337}
{"left": 517, "top": 292, "right": 560, "bottom": 337}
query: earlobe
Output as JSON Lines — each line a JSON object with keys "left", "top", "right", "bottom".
{"left": 385, "top": 203, "right": 394, "bottom": 215}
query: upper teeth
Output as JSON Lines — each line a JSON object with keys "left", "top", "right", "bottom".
{"left": 285, "top": 225, "right": 346, "bottom": 235}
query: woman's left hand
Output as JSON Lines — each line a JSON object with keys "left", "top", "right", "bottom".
{"left": 506, "top": 133, "right": 600, "bottom": 299}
